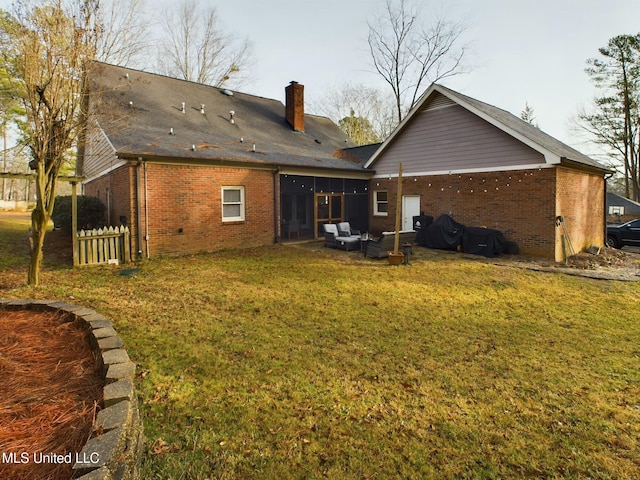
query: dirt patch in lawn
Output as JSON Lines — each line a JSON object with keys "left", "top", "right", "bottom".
{"left": 0, "top": 310, "right": 103, "bottom": 480}
{"left": 42, "top": 229, "right": 73, "bottom": 265}
{"left": 295, "top": 241, "right": 640, "bottom": 281}
{"left": 497, "top": 247, "right": 640, "bottom": 281}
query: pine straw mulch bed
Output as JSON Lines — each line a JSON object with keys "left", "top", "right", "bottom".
{"left": 0, "top": 310, "right": 104, "bottom": 480}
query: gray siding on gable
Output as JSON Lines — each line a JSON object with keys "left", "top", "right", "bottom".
{"left": 607, "top": 193, "right": 640, "bottom": 213}
{"left": 423, "top": 91, "right": 455, "bottom": 110}
{"left": 373, "top": 104, "right": 545, "bottom": 176}
{"left": 82, "top": 125, "right": 120, "bottom": 180}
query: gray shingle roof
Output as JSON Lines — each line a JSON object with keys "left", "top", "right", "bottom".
{"left": 343, "top": 143, "right": 383, "bottom": 162}
{"left": 88, "top": 62, "right": 366, "bottom": 172}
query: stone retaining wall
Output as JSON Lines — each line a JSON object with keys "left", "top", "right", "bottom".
{"left": 0, "top": 299, "right": 143, "bottom": 480}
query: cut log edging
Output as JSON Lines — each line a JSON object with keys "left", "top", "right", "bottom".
{"left": 0, "top": 299, "right": 143, "bottom": 480}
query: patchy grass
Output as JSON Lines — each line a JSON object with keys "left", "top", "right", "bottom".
{"left": 0, "top": 212, "right": 31, "bottom": 271}
{"left": 1, "top": 214, "right": 640, "bottom": 479}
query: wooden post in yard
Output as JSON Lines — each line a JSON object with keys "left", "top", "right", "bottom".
{"left": 393, "top": 163, "right": 403, "bottom": 254}
{"left": 71, "top": 181, "right": 79, "bottom": 266}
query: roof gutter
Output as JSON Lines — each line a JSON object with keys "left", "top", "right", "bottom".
{"left": 116, "top": 153, "right": 371, "bottom": 176}
{"left": 558, "top": 156, "right": 614, "bottom": 175}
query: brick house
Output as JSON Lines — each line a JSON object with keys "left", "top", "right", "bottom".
{"left": 365, "top": 84, "right": 610, "bottom": 261}
{"left": 79, "top": 64, "right": 609, "bottom": 261}
{"left": 79, "top": 62, "right": 372, "bottom": 258}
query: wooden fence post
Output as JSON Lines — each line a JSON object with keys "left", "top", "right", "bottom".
{"left": 72, "top": 182, "right": 79, "bottom": 266}
{"left": 78, "top": 229, "right": 86, "bottom": 265}
{"left": 123, "top": 226, "right": 130, "bottom": 264}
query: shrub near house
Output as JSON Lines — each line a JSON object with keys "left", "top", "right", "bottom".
{"left": 51, "top": 196, "right": 106, "bottom": 235}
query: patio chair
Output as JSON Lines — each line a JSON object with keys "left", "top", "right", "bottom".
{"left": 288, "top": 219, "right": 300, "bottom": 240}
{"left": 337, "top": 222, "right": 361, "bottom": 237}
{"left": 364, "top": 230, "right": 417, "bottom": 259}
{"left": 323, "top": 223, "right": 360, "bottom": 251}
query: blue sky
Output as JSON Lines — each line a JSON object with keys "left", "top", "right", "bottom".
{"left": 2, "top": 0, "right": 639, "bottom": 158}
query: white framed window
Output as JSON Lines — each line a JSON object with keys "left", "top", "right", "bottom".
{"left": 222, "top": 186, "right": 245, "bottom": 222}
{"left": 373, "top": 190, "right": 388, "bottom": 216}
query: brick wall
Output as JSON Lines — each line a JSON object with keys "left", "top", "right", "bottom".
{"left": 141, "top": 163, "right": 275, "bottom": 256}
{"left": 82, "top": 161, "right": 605, "bottom": 261}
{"left": 84, "top": 162, "right": 276, "bottom": 257}
{"left": 370, "top": 168, "right": 559, "bottom": 259}
{"left": 83, "top": 164, "right": 136, "bottom": 228}
{"left": 84, "top": 164, "right": 138, "bottom": 255}
{"left": 555, "top": 167, "right": 605, "bottom": 259}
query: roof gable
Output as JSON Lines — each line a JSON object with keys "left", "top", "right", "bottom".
{"left": 369, "top": 101, "right": 546, "bottom": 177}
{"left": 607, "top": 192, "right": 640, "bottom": 212}
{"left": 365, "top": 84, "right": 609, "bottom": 174}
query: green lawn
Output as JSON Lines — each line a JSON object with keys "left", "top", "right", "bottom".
{"left": 1, "top": 214, "right": 640, "bottom": 479}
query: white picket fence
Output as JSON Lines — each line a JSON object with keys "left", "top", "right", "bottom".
{"left": 75, "top": 226, "right": 131, "bottom": 266}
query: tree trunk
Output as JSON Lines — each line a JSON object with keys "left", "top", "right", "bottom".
{"left": 28, "top": 206, "right": 48, "bottom": 286}
{"left": 393, "top": 163, "right": 403, "bottom": 254}
{"left": 2, "top": 123, "right": 6, "bottom": 202}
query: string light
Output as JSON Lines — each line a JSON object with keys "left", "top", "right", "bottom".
{"left": 372, "top": 169, "right": 537, "bottom": 195}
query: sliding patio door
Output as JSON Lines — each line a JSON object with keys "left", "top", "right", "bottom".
{"left": 315, "top": 194, "right": 343, "bottom": 239}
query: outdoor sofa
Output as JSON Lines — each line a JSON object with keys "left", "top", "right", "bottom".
{"left": 364, "top": 230, "right": 416, "bottom": 259}
{"left": 323, "top": 223, "right": 361, "bottom": 251}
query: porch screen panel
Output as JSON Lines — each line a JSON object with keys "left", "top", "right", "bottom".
{"left": 345, "top": 194, "right": 369, "bottom": 233}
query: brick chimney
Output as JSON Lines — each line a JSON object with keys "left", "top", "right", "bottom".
{"left": 285, "top": 81, "right": 304, "bottom": 132}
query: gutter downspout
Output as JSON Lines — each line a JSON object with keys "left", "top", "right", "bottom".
{"left": 273, "top": 167, "right": 280, "bottom": 244}
{"left": 135, "top": 159, "right": 143, "bottom": 258}
{"left": 144, "top": 161, "right": 150, "bottom": 259}
{"left": 604, "top": 171, "right": 615, "bottom": 245}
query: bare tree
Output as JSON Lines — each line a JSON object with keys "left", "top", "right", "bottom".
{"left": 1, "top": 0, "right": 98, "bottom": 285}
{"left": 157, "top": 0, "right": 253, "bottom": 88}
{"left": 368, "top": 0, "right": 469, "bottom": 123}
{"left": 95, "top": 0, "right": 152, "bottom": 68}
{"left": 311, "top": 82, "right": 395, "bottom": 145}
